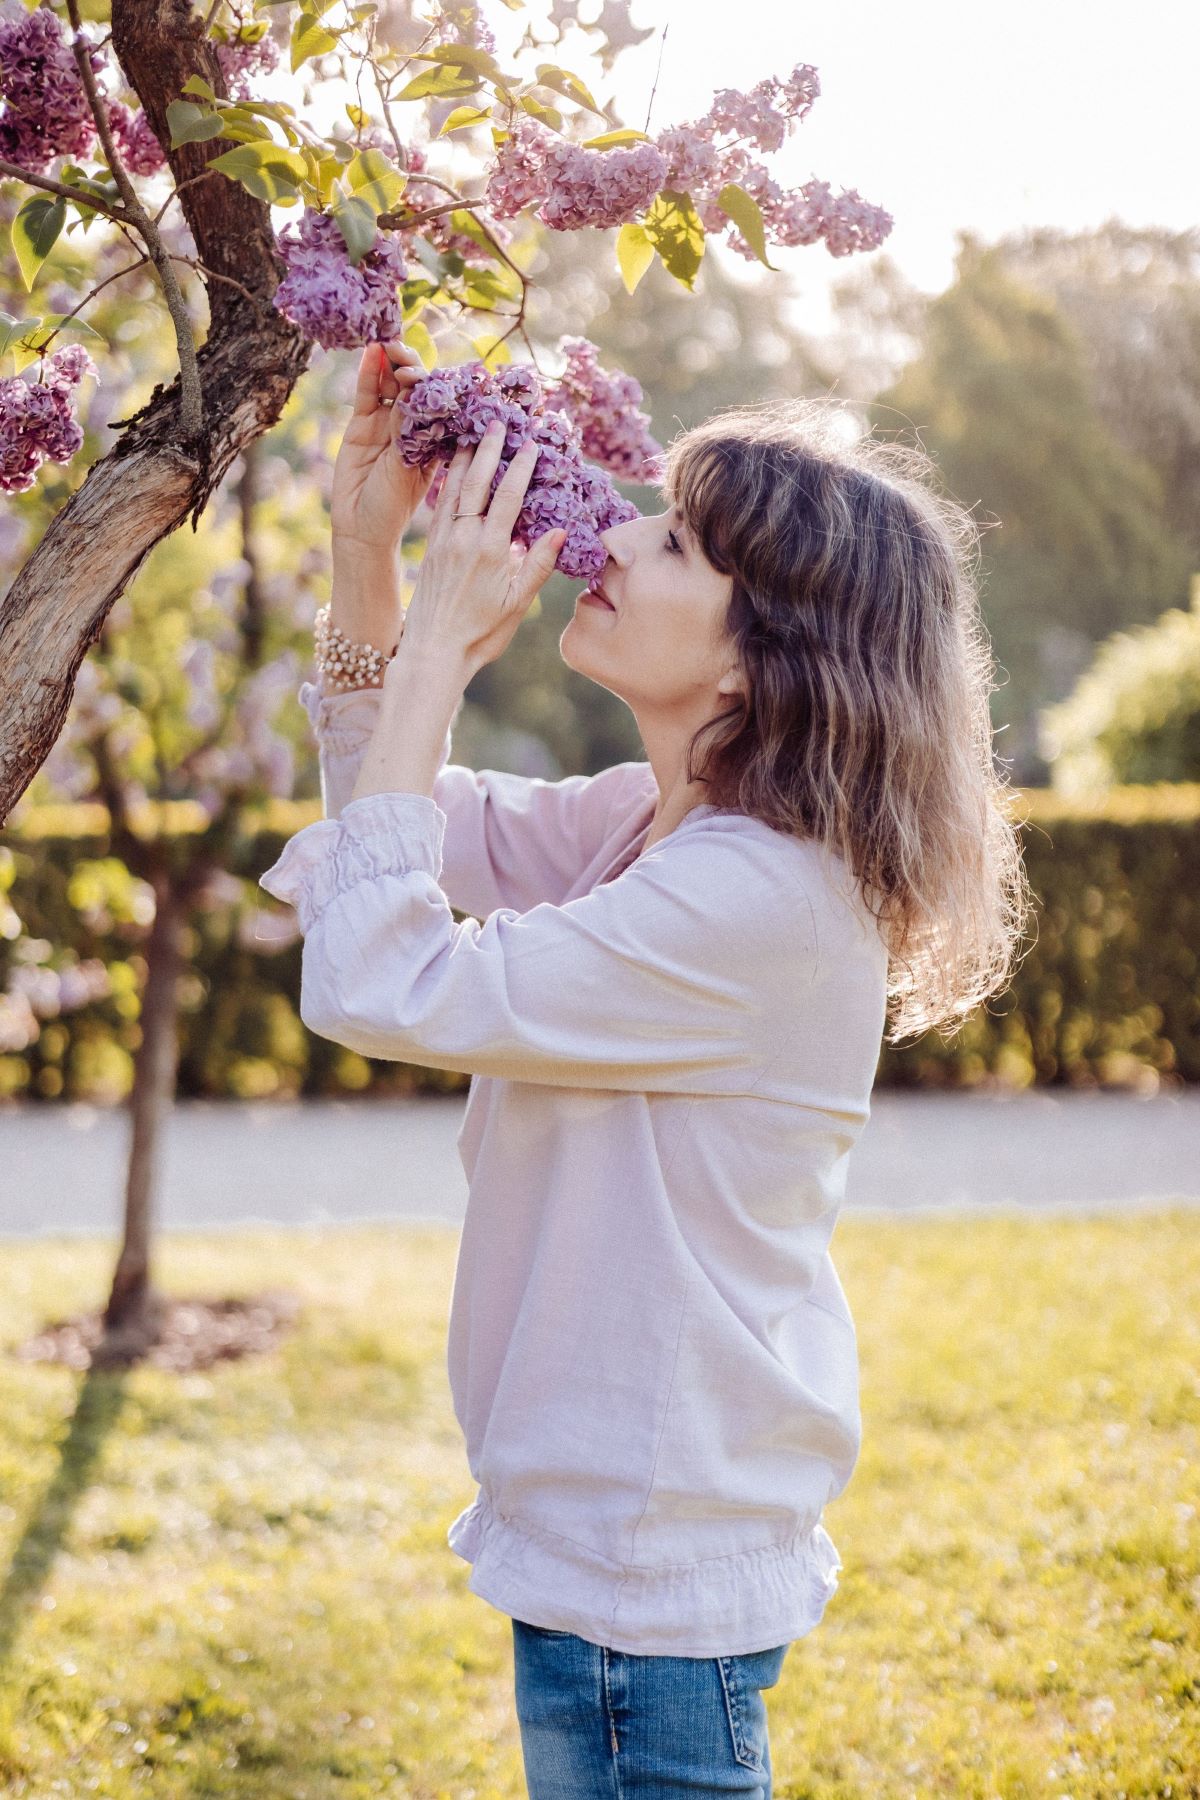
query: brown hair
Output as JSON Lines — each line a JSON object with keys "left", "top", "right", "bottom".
{"left": 661, "top": 396, "right": 1032, "bottom": 1045}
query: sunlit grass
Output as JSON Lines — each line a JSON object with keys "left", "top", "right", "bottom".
{"left": 0, "top": 1212, "right": 1197, "bottom": 1798}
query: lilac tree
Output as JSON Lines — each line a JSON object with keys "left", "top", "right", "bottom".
{"left": 0, "top": 0, "right": 891, "bottom": 821}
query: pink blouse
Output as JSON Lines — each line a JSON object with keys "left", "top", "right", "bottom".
{"left": 258, "top": 677, "right": 890, "bottom": 1657}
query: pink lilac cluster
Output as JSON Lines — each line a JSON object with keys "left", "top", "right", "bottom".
{"left": 0, "top": 344, "right": 97, "bottom": 494}
{"left": 272, "top": 207, "right": 408, "bottom": 350}
{"left": 654, "top": 64, "right": 892, "bottom": 262}
{"left": 543, "top": 336, "right": 661, "bottom": 482}
{"left": 0, "top": 0, "right": 106, "bottom": 175}
{"left": 393, "top": 357, "right": 639, "bottom": 582}
{"left": 107, "top": 99, "right": 166, "bottom": 176}
{"left": 485, "top": 115, "right": 667, "bottom": 232}
{"left": 183, "top": 647, "right": 300, "bottom": 816}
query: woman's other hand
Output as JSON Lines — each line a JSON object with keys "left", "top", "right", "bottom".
{"left": 330, "top": 338, "right": 435, "bottom": 567}
{"left": 393, "top": 424, "right": 565, "bottom": 679}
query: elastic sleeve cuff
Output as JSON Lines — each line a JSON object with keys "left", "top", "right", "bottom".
{"left": 258, "top": 790, "right": 446, "bottom": 934}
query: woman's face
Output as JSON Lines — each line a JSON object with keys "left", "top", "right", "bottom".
{"left": 559, "top": 504, "right": 743, "bottom": 717}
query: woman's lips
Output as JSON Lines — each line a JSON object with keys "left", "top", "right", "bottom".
{"left": 580, "top": 586, "right": 616, "bottom": 611}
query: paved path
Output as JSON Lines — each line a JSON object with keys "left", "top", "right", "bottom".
{"left": 1, "top": 1090, "right": 1196, "bottom": 1238}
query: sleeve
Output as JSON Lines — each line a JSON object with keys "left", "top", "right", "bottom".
{"left": 302, "top": 678, "right": 657, "bottom": 917}
{"left": 257, "top": 788, "right": 817, "bottom": 1095}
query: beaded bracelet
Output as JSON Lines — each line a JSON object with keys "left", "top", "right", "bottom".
{"left": 313, "top": 602, "right": 401, "bottom": 692}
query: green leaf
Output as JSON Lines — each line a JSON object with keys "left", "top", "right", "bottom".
{"left": 345, "top": 146, "right": 406, "bottom": 213}
{"left": 345, "top": 102, "right": 369, "bottom": 128}
{"left": 0, "top": 310, "right": 42, "bottom": 360}
{"left": 642, "top": 188, "right": 706, "bottom": 292}
{"left": 290, "top": 11, "right": 337, "bottom": 74}
{"left": 437, "top": 104, "right": 493, "bottom": 136}
{"left": 615, "top": 221, "right": 654, "bottom": 295}
{"left": 332, "top": 192, "right": 378, "bottom": 263}
{"left": 715, "top": 182, "right": 777, "bottom": 271}
{"left": 181, "top": 74, "right": 216, "bottom": 100}
{"left": 517, "top": 94, "right": 564, "bottom": 132}
{"left": 581, "top": 127, "right": 651, "bottom": 149}
{"left": 532, "top": 63, "right": 607, "bottom": 118}
{"left": 166, "top": 98, "right": 225, "bottom": 147}
{"left": 394, "top": 64, "right": 482, "bottom": 102}
{"left": 11, "top": 195, "right": 66, "bottom": 292}
{"left": 411, "top": 43, "right": 505, "bottom": 79}
{"left": 472, "top": 332, "right": 511, "bottom": 370}
{"left": 208, "top": 142, "right": 309, "bottom": 202}
{"left": 404, "top": 317, "right": 438, "bottom": 369}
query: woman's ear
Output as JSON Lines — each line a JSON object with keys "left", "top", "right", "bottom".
{"left": 717, "top": 662, "right": 750, "bottom": 705}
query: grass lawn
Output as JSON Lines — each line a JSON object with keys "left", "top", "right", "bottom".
{"left": 0, "top": 1210, "right": 1196, "bottom": 1799}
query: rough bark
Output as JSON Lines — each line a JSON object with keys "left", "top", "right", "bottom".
{"left": 0, "top": 0, "right": 313, "bottom": 825}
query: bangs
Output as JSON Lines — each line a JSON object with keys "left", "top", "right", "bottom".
{"left": 661, "top": 436, "right": 753, "bottom": 578}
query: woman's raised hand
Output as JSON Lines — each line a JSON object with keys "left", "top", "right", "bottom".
{"left": 393, "top": 422, "right": 566, "bottom": 679}
{"left": 330, "top": 339, "right": 436, "bottom": 567}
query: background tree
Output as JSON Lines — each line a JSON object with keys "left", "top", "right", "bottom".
{"left": 1039, "top": 575, "right": 1200, "bottom": 793}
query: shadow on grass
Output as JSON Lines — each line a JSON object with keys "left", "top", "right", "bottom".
{"left": 0, "top": 1365, "right": 130, "bottom": 1679}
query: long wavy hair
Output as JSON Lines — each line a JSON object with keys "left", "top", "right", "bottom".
{"left": 661, "top": 397, "right": 1032, "bottom": 1045}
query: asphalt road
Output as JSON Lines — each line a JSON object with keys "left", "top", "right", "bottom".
{"left": 1, "top": 1088, "right": 1197, "bottom": 1238}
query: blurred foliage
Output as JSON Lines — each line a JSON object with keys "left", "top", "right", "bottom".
{"left": 868, "top": 237, "right": 1194, "bottom": 781}
{"left": 3, "top": 783, "right": 1197, "bottom": 1101}
{"left": 1040, "top": 579, "right": 1200, "bottom": 793}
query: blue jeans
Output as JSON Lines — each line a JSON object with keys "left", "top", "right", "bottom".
{"left": 511, "top": 1618, "right": 790, "bottom": 1797}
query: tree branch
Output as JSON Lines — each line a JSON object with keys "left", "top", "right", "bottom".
{"left": 66, "top": 0, "right": 204, "bottom": 438}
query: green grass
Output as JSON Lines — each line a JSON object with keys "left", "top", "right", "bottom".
{"left": 0, "top": 1211, "right": 1197, "bottom": 1799}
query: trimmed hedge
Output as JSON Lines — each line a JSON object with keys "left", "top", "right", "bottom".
{"left": 3, "top": 783, "right": 1199, "bottom": 1101}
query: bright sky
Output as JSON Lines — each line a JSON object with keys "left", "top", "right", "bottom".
{"left": 504, "top": 0, "right": 1198, "bottom": 328}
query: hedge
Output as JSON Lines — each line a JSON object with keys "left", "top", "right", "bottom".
{"left": 3, "top": 783, "right": 1198, "bottom": 1102}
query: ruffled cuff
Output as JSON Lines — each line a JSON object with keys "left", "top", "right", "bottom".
{"left": 299, "top": 677, "right": 386, "bottom": 759}
{"left": 258, "top": 790, "right": 446, "bottom": 935}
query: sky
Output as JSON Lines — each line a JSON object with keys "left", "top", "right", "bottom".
{"left": 492, "top": 0, "right": 1198, "bottom": 330}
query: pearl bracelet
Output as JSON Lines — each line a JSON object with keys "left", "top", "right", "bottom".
{"left": 313, "top": 602, "right": 400, "bottom": 692}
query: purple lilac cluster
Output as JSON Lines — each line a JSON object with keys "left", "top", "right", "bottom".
{"left": 433, "top": 0, "right": 495, "bottom": 55}
{"left": 108, "top": 99, "right": 166, "bottom": 176}
{"left": 543, "top": 336, "right": 661, "bottom": 483}
{"left": 216, "top": 25, "right": 281, "bottom": 101}
{"left": 485, "top": 115, "right": 667, "bottom": 231}
{"left": 0, "top": 0, "right": 105, "bottom": 175}
{"left": 272, "top": 207, "right": 408, "bottom": 350}
{"left": 0, "top": 951, "right": 111, "bottom": 1055}
{"left": 0, "top": 344, "right": 97, "bottom": 494}
{"left": 393, "top": 357, "right": 639, "bottom": 582}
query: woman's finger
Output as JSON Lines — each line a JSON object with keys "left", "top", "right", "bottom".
{"left": 458, "top": 424, "right": 509, "bottom": 515}
{"left": 351, "top": 342, "right": 386, "bottom": 417}
{"left": 482, "top": 438, "right": 540, "bottom": 542}
{"left": 437, "top": 443, "right": 474, "bottom": 519}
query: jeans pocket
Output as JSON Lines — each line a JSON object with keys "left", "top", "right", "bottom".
{"left": 716, "top": 1646, "right": 789, "bottom": 1774}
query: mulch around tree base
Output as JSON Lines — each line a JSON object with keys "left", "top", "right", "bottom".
{"left": 12, "top": 1292, "right": 301, "bottom": 1373}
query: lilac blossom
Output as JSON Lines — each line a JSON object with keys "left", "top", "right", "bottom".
{"left": 108, "top": 99, "right": 166, "bottom": 177}
{"left": 543, "top": 336, "right": 661, "bottom": 482}
{"left": 395, "top": 357, "right": 639, "bottom": 581}
{"left": 0, "top": 0, "right": 105, "bottom": 175}
{"left": 272, "top": 207, "right": 408, "bottom": 350}
{"left": 0, "top": 344, "right": 98, "bottom": 494}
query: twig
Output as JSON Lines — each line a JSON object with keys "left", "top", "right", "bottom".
{"left": 644, "top": 23, "right": 668, "bottom": 135}
{"left": 35, "top": 252, "right": 151, "bottom": 354}
{"left": 0, "top": 159, "right": 129, "bottom": 224}
{"left": 168, "top": 251, "right": 273, "bottom": 313}
{"left": 66, "top": 0, "right": 203, "bottom": 439}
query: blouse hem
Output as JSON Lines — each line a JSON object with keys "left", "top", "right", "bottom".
{"left": 446, "top": 1487, "right": 842, "bottom": 1658}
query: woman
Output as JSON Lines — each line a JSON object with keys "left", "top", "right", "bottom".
{"left": 259, "top": 340, "right": 1031, "bottom": 1797}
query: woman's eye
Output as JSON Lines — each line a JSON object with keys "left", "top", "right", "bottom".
{"left": 666, "top": 530, "right": 682, "bottom": 554}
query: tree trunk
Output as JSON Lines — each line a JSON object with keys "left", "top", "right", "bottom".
{"left": 0, "top": 0, "right": 312, "bottom": 826}
{"left": 103, "top": 871, "right": 183, "bottom": 1338}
